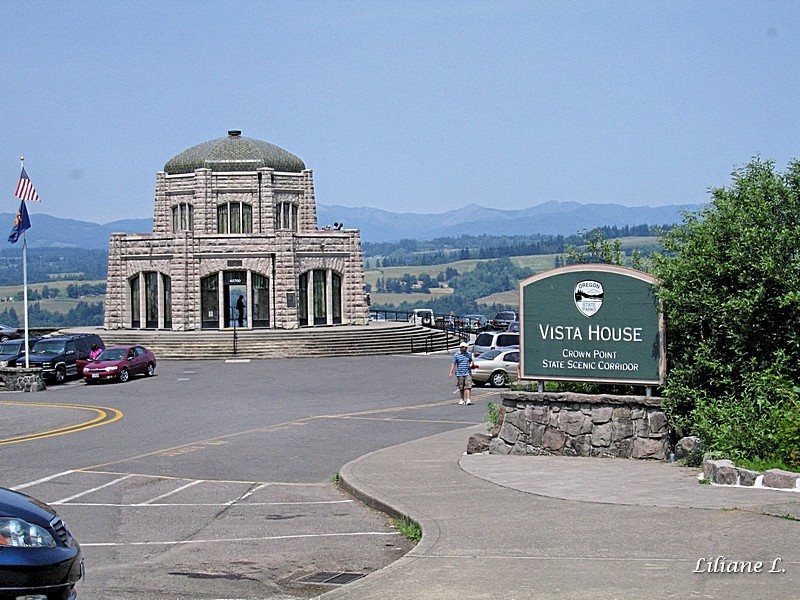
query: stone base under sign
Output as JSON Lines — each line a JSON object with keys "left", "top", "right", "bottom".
{"left": 491, "top": 391, "right": 672, "bottom": 460}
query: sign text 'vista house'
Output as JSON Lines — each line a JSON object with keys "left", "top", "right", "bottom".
{"left": 520, "top": 265, "right": 665, "bottom": 386}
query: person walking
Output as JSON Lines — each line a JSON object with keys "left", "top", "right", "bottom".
{"left": 449, "top": 341, "right": 475, "bottom": 405}
{"left": 236, "top": 295, "right": 245, "bottom": 327}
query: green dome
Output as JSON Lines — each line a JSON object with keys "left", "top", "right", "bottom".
{"left": 164, "top": 130, "right": 306, "bottom": 174}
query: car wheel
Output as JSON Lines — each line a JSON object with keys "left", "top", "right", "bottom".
{"left": 55, "top": 366, "right": 66, "bottom": 384}
{"left": 145, "top": 363, "right": 155, "bottom": 377}
{"left": 489, "top": 370, "right": 508, "bottom": 387}
{"left": 118, "top": 368, "right": 130, "bottom": 383}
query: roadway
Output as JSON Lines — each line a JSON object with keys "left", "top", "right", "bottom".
{"left": 0, "top": 354, "right": 502, "bottom": 599}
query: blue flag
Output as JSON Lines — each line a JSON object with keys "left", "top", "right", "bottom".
{"left": 8, "top": 199, "right": 31, "bottom": 244}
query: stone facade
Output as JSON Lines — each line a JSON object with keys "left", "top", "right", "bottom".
{"left": 491, "top": 391, "right": 671, "bottom": 459}
{"left": 104, "top": 131, "right": 368, "bottom": 331}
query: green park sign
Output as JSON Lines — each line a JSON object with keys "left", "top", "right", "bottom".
{"left": 520, "top": 265, "right": 665, "bottom": 386}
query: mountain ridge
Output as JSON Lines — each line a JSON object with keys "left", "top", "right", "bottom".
{"left": 0, "top": 201, "right": 704, "bottom": 248}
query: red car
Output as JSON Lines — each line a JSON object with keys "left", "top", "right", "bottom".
{"left": 83, "top": 345, "right": 157, "bottom": 383}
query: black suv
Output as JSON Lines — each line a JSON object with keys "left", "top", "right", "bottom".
{"left": 28, "top": 333, "right": 105, "bottom": 383}
{"left": 489, "top": 311, "right": 518, "bottom": 331}
{"left": 0, "top": 337, "right": 40, "bottom": 368}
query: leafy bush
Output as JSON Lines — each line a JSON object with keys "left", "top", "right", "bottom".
{"left": 654, "top": 157, "right": 800, "bottom": 466}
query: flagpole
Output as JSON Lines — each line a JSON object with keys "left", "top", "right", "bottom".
{"left": 19, "top": 157, "right": 30, "bottom": 368}
{"left": 22, "top": 235, "right": 29, "bottom": 368}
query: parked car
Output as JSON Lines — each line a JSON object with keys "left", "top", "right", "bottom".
{"left": 83, "top": 345, "right": 157, "bottom": 383}
{"left": 471, "top": 331, "right": 519, "bottom": 357}
{"left": 0, "top": 337, "right": 40, "bottom": 368}
{"left": 507, "top": 320, "right": 520, "bottom": 333}
{"left": 408, "top": 308, "right": 435, "bottom": 326}
{"left": 489, "top": 311, "right": 518, "bottom": 331}
{"left": 0, "top": 323, "right": 20, "bottom": 341}
{"left": 28, "top": 334, "right": 105, "bottom": 384}
{"left": 471, "top": 348, "right": 520, "bottom": 387}
{"left": 0, "top": 486, "right": 83, "bottom": 599}
{"left": 462, "top": 314, "right": 489, "bottom": 333}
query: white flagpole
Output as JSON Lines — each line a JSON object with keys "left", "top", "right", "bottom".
{"left": 22, "top": 235, "right": 29, "bottom": 368}
{"left": 20, "top": 157, "right": 30, "bottom": 368}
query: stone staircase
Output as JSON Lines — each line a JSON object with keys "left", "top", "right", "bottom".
{"left": 59, "top": 322, "right": 462, "bottom": 360}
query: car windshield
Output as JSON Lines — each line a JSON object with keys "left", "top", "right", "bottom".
{"left": 0, "top": 341, "right": 22, "bottom": 354}
{"left": 476, "top": 350, "right": 502, "bottom": 360}
{"left": 98, "top": 349, "right": 127, "bottom": 361}
{"left": 496, "top": 312, "right": 515, "bottom": 320}
{"left": 31, "top": 340, "right": 67, "bottom": 354}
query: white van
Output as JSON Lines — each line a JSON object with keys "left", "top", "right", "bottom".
{"left": 408, "top": 308, "right": 435, "bottom": 326}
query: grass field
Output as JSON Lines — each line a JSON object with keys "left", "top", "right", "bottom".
{"left": 0, "top": 280, "right": 105, "bottom": 315}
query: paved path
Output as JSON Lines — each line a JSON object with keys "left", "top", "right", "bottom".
{"left": 326, "top": 424, "right": 800, "bottom": 600}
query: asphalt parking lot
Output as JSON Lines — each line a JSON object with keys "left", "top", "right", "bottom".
{"left": 1, "top": 354, "right": 501, "bottom": 599}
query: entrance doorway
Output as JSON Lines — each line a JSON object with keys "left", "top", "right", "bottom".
{"left": 224, "top": 271, "right": 247, "bottom": 328}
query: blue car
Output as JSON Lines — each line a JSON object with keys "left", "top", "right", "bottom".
{"left": 0, "top": 486, "right": 83, "bottom": 599}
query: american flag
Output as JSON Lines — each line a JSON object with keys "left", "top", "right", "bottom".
{"left": 15, "top": 167, "right": 40, "bottom": 202}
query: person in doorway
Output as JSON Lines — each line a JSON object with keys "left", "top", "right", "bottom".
{"left": 449, "top": 341, "right": 475, "bottom": 405}
{"left": 236, "top": 295, "right": 245, "bottom": 327}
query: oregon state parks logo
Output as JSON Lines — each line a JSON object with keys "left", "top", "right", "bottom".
{"left": 574, "top": 280, "right": 604, "bottom": 317}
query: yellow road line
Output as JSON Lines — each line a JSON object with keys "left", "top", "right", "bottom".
{"left": 81, "top": 392, "right": 503, "bottom": 471}
{"left": 0, "top": 401, "right": 123, "bottom": 445}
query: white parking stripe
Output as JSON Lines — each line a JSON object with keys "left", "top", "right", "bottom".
{"left": 137, "top": 479, "right": 204, "bottom": 505}
{"left": 82, "top": 531, "right": 399, "bottom": 547}
{"left": 53, "top": 499, "right": 354, "bottom": 507}
{"left": 52, "top": 474, "right": 135, "bottom": 504}
{"left": 12, "top": 470, "right": 75, "bottom": 490}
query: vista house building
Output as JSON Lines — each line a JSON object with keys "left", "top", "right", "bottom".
{"left": 103, "top": 130, "right": 368, "bottom": 330}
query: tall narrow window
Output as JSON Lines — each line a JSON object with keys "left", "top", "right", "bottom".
{"left": 332, "top": 272, "right": 342, "bottom": 325}
{"left": 216, "top": 202, "right": 252, "bottom": 234}
{"left": 145, "top": 272, "right": 159, "bottom": 328}
{"left": 201, "top": 274, "right": 219, "bottom": 329}
{"left": 163, "top": 275, "right": 172, "bottom": 329}
{"left": 172, "top": 203, "right": 194, "bottom": 232}
{"left": 252, "top": 273, "right": 270, "bottom": 328}
{"left": 298, "top": 272, "right": 308, "bottom": 326}
{"left": 275, "top": 202, "right": 299, "bottom": 232}
{"left": 313, "top": 270, "right": 326, "bottom": 325}
{"left": 130, "top": 276, "right": 140, "bottom": 328}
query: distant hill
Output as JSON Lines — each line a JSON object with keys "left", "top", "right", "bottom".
{"left": 0, "top": 214, "right": 152, "bottom": 249}
{"left": 317, "top": 201, "right": 704, "bottom": 242}
{"left": 0, "top": 200, "right": 704, "bottom": 248}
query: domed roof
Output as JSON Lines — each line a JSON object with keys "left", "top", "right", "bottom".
{"left": 164, "top": 130, "right": 306, "bottom": 174}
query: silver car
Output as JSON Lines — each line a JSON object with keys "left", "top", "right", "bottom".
{"left": 471, "top": 331, "right": 519, "bottom": 357}
{"left": 0, "top": 323, "right": 19, "bottom": 341}
{"left": 471, "top": 349, "right": 520, "bottom": 387}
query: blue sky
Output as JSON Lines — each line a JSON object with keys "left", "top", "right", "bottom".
{"left": 2, "top": 0, "right": 798, "bottom": 223}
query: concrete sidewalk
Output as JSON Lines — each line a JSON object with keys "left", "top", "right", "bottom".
{"left": 323, "top": 424, "right": 800, "bottom": 600}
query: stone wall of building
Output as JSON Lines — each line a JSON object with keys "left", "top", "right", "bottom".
{"left": 107, "top": 140, "right": 364, "bottom": 331}
{"left": 491, "top": 391, "right": 671, "bottom": 460}
{"left": 104, "top": 228, "right": 368, "bottom": 330}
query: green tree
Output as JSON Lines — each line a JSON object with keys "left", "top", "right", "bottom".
{"left": 653, "top": 157, "right": 800, "bottom": 465}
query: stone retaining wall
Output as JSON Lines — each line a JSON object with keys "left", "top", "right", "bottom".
{"left": 703, "top": 458, "right": 800, "bottom": 491}
{"left": 0, "top": 367, "right": 46, "bottom": 392}
{"left": 491, "top": 391, "right": 671, "bottom": 460}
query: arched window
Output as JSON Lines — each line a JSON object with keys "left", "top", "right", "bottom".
{"left": 171, "top": 203, "right": 194, "bottom": 232}
{"left": 217, "top": 202, "right": 253, "bottom": 234}
{"left": 275, "top": 202, "right": 299, "bottom": 232}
